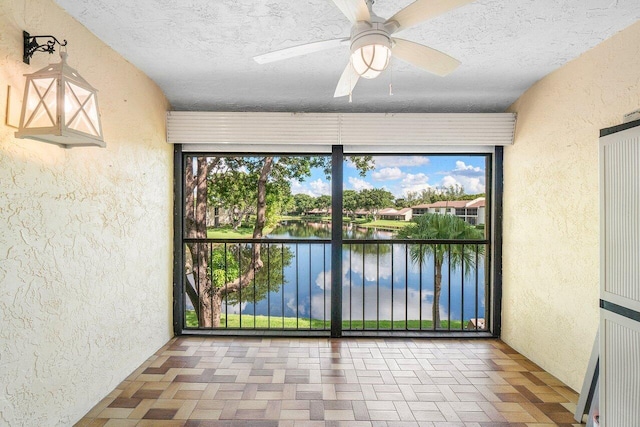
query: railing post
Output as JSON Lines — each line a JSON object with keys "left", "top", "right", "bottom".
{"left": 331, "top": 145, "right": 343, "bottom": 337}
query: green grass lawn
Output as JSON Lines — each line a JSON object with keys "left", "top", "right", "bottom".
{"left": 357, "top": 219, "right": 412, "bottom": 230}
{"left": 207, "top": 225, "right": 254, "bottom": 239}
{"left": 185, "top": 311, "right": 327, "bottom": 329}
{"left": 348, "top": 218, "right": 370, "bottom": 224}
{"left": 206, "top": 225, "right": 275, "bottom": 239}
{"left": 184, "top": 311, "right": 464, "bottom": 330}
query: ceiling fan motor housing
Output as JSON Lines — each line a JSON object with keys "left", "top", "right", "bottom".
{"left": 350, "top": 18, "right": 392, "bottom": 79}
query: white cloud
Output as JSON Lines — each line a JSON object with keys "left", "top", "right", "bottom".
{"left": 291, "top": 178, "right": 331, "bottom": 197}
{"left": 401, "top": 173, "right": 429, "bottom": 186}
{"left": 310, "top": 293, "right": 331, "bottom": 321}
{"left": 290, "top": 179, "right": 311, "bottom": 195}
{"left": 315, "top": 270, "right": 331, "bottom": 291}
{"left": 439, "top": 175, "right": 485, "bottom": 194}
{"left": 341, "top": 284, "right": 439, "bottom": 321}
{"left": 348, "top": 176, "right": 373, "bottom": 191}
{"left": 401, "top": 184, "right": 433, "bottom": 197}
{"left": 344, "top": 250, "right": 392, "bottom": 282}
{"left": 434, "top": 161, "right": 486, "bottom": 193}
{"left": 373, "top": 156, "right": 430, "bottom": 168}
{"left": 399, "top": 173, "right": 432, "bottom": 196}
{"left": 372, "top": 167, "right": 404, "bottom": 182}
{"left": 452, "top": 161, "right": 483, "bottom": 177}
{"left": 310, "top": 179, "right": 331, "bottom": 196}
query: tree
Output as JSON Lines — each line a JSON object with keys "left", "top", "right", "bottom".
{"left": 397, "top": 214, "right": 484, "bottom": 328}
{"left": 209, "top": 170, "right": 257, "bottom": 230}
{"left": 265, "top": 181, "right": 293, "bottom": 227}
{"left": 293, "top": 193, "right": 315, "bottom": 215}
{"left": 359, "top": 188, "right": 394, "bottom": 220}
{"left": 394, "top": 198, "right": 408, "bottom": 209}
{"left": 212, "top": 243, "right": 294, "bottom": 308}
{"left": 343, "top": 190, "right": 359, "bottom": 219}
{"left": 314, "top": 195, "right": 331, "bottom": 211}
{"left": 282, "top": 221, "right": 331, "bottom": 239}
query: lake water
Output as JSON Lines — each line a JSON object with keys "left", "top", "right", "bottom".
{"left": 221, "top": 221, "right": 486, "bottom": 325}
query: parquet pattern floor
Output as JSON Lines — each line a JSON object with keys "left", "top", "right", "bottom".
{"left": 75, "top": 337, "right": 583, "bottom": 427}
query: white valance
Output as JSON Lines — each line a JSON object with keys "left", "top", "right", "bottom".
{"left": 167, "top": 112, "right": 515, "bottom": 153}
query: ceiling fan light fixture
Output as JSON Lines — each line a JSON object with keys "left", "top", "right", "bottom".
{"left": 349, "top": 19, "right": 392, "bottom": 80}
{"left": 351, "top": 43, "right": 390, "bottom": 79}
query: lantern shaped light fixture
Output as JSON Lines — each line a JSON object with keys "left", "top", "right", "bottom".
{"left": 349, "top": 14, "right": 392, "bottom": 80}
{"left": 350, "top": 43, "right": 391, "bottom": 79}
{"left": 15, "top": 32, "right": 105, "bottom": 148}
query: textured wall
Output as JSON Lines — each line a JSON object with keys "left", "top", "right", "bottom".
{"left": 504, "top": 21, "right": 640, "bottom": 390}
{"left": 0, "top": 0, "right": 173, "bottom": 425}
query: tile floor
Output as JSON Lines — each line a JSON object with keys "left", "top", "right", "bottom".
{"left": 75, "top": 337, "right": 584, "bottom": 427}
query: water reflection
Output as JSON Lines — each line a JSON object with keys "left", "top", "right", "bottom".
{"left": 222, "top": 221, "right": 485, "bottom": 325}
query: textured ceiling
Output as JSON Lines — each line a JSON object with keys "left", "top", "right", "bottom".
{"left": 54, "top": 0, "right": 640, "bottom": 113}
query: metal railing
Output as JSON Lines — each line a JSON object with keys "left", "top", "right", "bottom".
{"left": 183, "top": 238, "right": 331, "bottom": 331}
{"left": 181, "top": 238, "right": 488, "bottom": 334}
{"left": 342, "top": 239, "right": 487, "bottom": 332}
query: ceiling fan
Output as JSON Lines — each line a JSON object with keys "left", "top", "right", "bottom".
{"left": 254, "top": 0, "right": 474, "bottom": 98}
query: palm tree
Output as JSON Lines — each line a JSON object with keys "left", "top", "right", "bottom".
{"left": 398, "top": 213, "right": 484, "bottom": 328}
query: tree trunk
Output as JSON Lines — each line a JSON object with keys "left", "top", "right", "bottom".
{"left": 214, "top": 157, "right": 273, "bottom": 325}
{"left": 433, "top": 260, "right": 442, "bottom": 329}
{"left": 185, "top": 156, "right": 196, "bottom": 237}
{"left": 195, "top": 158, "right": 213, "bottom": 327}
{"left": 195, "top": 242, "right": 213, "bottom": 327}
{"left": 183, "top": 156, "right": 220, "bottom": 328}
{"left": 253, "top": 157, "right": 272, "bottom": 239}
{"left": 211, "top": 292, "right": 223, "bottom": 328}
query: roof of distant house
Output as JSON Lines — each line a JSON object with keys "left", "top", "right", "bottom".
{"left": 466, "top": 198, "right": 486, "bottom": 208}
{"left": 412, "top": 197, "right": 485, "bottom": 210}
{"left": 379, "top": 207, "right": 412, "bottom": 215}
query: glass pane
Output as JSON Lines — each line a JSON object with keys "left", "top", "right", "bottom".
{"left": 82, "top": 96, "right": 101, "bottom": 134}
{"left": 64, "top": 82, "right": 81, "bottom": 121}
{"left": 182, "top": 155, "right": 332, "bottom": 330}
{"left": 24, "top": 78, "right": 56, "bottom": 128}
{"left": 65, "top": 82, "right": 99, "bottom": 136}
{"left": 342, "top": 155, "right": 489, "bottom": 331}
{"left": 66, "top": 81, "right": 92, "bottom": 104}
{"left": 67, "top": 112, "right": 98, "bottom": 136}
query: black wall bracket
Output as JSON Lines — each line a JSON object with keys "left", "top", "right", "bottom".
{"left": 23, "top": 31, "right": 67, "bottom": 64}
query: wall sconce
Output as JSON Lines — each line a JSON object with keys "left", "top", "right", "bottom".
{"left": 15, "top": 31, "right": 105, "bottom": 148}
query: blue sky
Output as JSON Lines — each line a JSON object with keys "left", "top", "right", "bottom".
{"left": 290, "top": 155, "right": 486, "bottom": 198}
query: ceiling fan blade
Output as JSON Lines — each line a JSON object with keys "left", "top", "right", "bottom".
{"left": 334, "top": 62, "right": 360, "bottom": 97}
{"left": 330, "top": 0, "right": 371, "bottom": 24}
{"left": 385, "top": 0, "right": 474, "bottom": 34}
{"left": 254, "top": 38, "right": 349, "bottom": 64}
{"left": 391, "top": 38, "right": 460, "bottom": 76}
